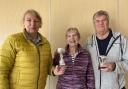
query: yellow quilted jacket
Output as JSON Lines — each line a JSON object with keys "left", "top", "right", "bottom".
{"left": 0, "top": 31, "right": 52, "bottom": 89}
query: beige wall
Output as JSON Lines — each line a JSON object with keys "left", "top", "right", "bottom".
{"left": 0, "top": 0, "right": 51, "bottom": 89}
{"left": 0, "top": 0, "right": 128, "bottom": 89}
{"left": 0, "top": 0, "right": 50, "bottom": 45}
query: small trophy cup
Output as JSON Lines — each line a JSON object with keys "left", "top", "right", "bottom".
{"left": 57, "top": 48, "right": 66, "bottom": 69}
{"left": 57, "top": 48, "right": 65, "bottom": 65}
{"left": 99, "top": 55, "right": 107, "bottom": 69}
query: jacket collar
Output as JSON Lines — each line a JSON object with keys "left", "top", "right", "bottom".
{"left": 92, "top": 28, "right": 121, "bottom": 45}
{"left": 23, "top": 29, "right": 48, "bottom": 45}
{"left": 64, "top": 44, "right": 84, "bottom": 54}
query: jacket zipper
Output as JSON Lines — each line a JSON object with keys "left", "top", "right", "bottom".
{"left": 36, "top": 45, "right": 40, "bottom": 89}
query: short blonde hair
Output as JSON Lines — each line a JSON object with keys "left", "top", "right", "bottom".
{"left": 23, "top": 9, "right": 42, "bottom": 28}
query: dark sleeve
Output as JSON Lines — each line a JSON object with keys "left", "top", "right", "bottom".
{"left": 86, "top": 52, "right": 95, "bottom": 89}
{"left": 52, "top": 50, "right": 60, "bottom": 66}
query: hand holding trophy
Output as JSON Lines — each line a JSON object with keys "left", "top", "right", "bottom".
{"left": 99, "top": 55, "right": 107, "bottom": 69}
{"left": 98, "top": 55, "right": 116, "bottom": 72}
{"left": 57, "top": 48, "right": 66, "bottom": 72}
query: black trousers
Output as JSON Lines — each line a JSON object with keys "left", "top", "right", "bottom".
{"left": 122, "top": 87, "right": 126, "bottom": 89}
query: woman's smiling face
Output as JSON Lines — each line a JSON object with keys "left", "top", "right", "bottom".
{"left": 66, "top": 30, "right": 79, "bottom": 47}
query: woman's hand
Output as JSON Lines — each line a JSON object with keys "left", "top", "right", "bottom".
{"left": 53, "top": 65, "right": 66, "bottom": 75}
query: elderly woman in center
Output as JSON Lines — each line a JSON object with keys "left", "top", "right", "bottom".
{"left": 52, "top": 27, "right": 95, "bottom": 89}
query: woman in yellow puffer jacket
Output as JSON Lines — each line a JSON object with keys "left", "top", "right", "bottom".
{"left": 0, "top": 9, "right": 52, "bottom": 89}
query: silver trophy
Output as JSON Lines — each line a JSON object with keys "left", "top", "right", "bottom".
{"left": 57, "top": 48, "right": 66, "bottom": 66}
{"left": 99, "top": 55, "right": 110, "bottom": 69}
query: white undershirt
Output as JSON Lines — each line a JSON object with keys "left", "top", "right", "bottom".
{"left": 71, "top": 52, "right": 78, "bottom": 62}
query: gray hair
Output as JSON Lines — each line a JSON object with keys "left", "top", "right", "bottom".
{"left": 93, "top": 10, "right": 109, "bottom": 23}
{"left": 65, "top": 27, "right": 80, "bottom": 39}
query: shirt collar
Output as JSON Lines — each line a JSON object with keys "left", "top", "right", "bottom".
{"left": 24, "top": 29, "right": 41, "bottom": 44}
{"left": 65, "top": 44, "right": 83, "bottom": 54}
